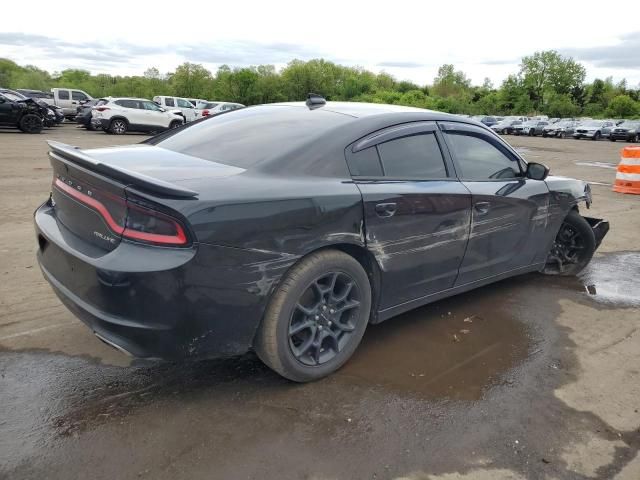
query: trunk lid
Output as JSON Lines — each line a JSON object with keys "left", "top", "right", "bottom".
{"left": 47, "top": 142, "right": 244, "bottom": 252}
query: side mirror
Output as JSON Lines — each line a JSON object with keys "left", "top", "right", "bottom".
{"left": 158, "top": 107, "right": 166, "bottom": 112}
{"left": 526, "top": 162, "right": 549, "bottom": 181}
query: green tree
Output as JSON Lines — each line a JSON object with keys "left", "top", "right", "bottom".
{"left": 605, "top": 95, "right": 639, "bottom": 118}
{"left": 432, "top": 64, "right": 470, "bottom": 97}
{"left": 170, "top": 63, "right": 213, "bottom": 98}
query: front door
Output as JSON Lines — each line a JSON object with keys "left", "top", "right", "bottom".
{"left": 439, "top": 122, "right": 551, "bottom": 285}
{"left": 347, "top": 122, "right": 472, "bottom": 309}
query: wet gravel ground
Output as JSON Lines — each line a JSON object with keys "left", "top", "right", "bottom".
{"left": 1, "top": 126, "right": 639, "bottom": 479}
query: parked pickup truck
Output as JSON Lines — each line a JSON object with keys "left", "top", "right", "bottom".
{"left": 44, "top": 88, "right": 93, "bottom": 118}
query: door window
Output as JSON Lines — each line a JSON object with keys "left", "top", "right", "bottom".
{"left": 177, "top": 99, "right": 192, "bottom": 108}
{"left": 164, "top": 98, "right": 175, "bottom": 107}
{"left": 72, "top": 91, "right": 88, "bottom": 101}
{"left": 115, "top": 99, "right": 140, "bottom": 109}
{"left": 377, "top": 133, "right": 447, "bottom": 178}
{"left": 142, "top": 101, "right": 161, "bottom": 111}
{"left": 445, "top": 133, "right": 521, "bottom": 180}
{"left": 58, "top": 90, "right": 70, "bottom": 100}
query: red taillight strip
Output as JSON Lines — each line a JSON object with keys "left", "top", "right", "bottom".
{"left": 53, "top": 178, "right": 187, "bottom": 246}
{"left": 54, "top": 178, "right": 124, "bottom": 234}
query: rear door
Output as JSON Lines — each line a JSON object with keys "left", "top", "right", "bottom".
{"left": 176, "top": 98, "right": 196, "bottom": 121}
{"left": 0, "top": 94, "right": 13, "bottom": 123}
{"left": 348, "top": 122, "right": 471, "bottom": 309}
{"left": 439, "top": 122, "right": 550, "bottom": 285}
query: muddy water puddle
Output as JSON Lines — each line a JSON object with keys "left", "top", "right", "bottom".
{"left": 338, "top": 290, "right": 531, "bottom": 401}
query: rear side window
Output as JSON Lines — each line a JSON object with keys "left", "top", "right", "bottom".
{"left": 115, "top": 99, "right": 140, "bottom": 109}
{"left": 164, "top": 98, "right": 175, "bottom": 107}
{"left": 347, "top": 147, "right": 383, "bottom": 176}
{"left": 58, "top": 90, "right": 69, "bottom": 100}
{"left": 445, "top": 133, "right": 521, "bottom": 180}
{"left": 377, "top": 133, "right": 447, "bottom": 178}
{"left": 177, "top": 99, "right": 192, "bottom": 108}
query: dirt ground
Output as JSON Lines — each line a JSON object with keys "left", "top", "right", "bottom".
{"left": 0, "top": 124, "right": 639, "bottom": 480}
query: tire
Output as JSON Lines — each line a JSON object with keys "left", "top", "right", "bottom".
{"left": 542, "top": 133, "right": 548, "bottom": 138}
{"left": 528, "top": 128, "right": 535, "bottom": 136}
{"left": 255, "top": 249, "right": 372, "bottom": 382}
{"left": 592, "top": 131, "right": 600, "bottom": 141}
{"left": 542, "top": 210, "right": 596, "bottom": 276}
{"left": 634, "top": 134, "right": 639, "bottom": 143}
{"left": 502, "top": 128, "right": 508, "bottom": 135}
{"left": 169, "top": 120, "right": 182, "bottom": 129}
{"left": 109, "top": 118, "right": 128, "bottom": 135}
{"left": 610, "top": 136, "right": 616, "bottom": 142}
{"left": 18, "top": 114, "right": 43, "bottom": 134}
{"left": 559, "top": 131, "right": 566, "bottom": 139}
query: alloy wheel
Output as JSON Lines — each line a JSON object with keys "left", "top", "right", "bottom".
{"left": 288, "top": 271, "right": 362, "bottom": 366}
{"left": 546, "top": 223, "right": 586, "bottom": 274}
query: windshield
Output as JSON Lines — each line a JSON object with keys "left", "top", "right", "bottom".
{"left": 620, "top": 121, "right": 640, "bottom": 129}
{"left": 582, "top": 121, "right": 602, "bottom": 127}
{"left": 155, "top": 105, "right": 352, "bottom": 168}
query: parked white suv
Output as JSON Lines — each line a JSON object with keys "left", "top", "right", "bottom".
{"left": 194, "top": 101, "right": 245, "bottom": 118}
{"left": 91, "top": 97, "right": 184, "bottom": 135}
{"left": 153, "top": 96, "right": 198, "bottom": 122}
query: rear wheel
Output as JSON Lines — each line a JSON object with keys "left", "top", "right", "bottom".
{"left": 542, "top": 210, "right": 596, "bottom": 276}
{"left": 610, "top": 136, "right": 616, "bottom": 142}
{"left": 255, "top": 250, "right": 371, "bottom": 382}
{"left": 18, "top": 114, "right": 43, "bottom": 134}
{"left": 109, "top": 119, "right": 128, "bottom": 135}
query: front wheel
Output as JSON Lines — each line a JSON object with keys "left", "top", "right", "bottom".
{"left": 502, "top": 128, "right": 508, "bottom": 135}
{"left": 18, "top": 114, "right": 43, "bottom": 133}
{"left": 255, "top": 250, "right": 372, "bottom": 382}
{"left": 169, "top": 120, "right": 182, "bottom": 129}
{"left": 542, "top": 210, "right": 596, "bottom": 276}
{"left": 592, "top": 131, "right": 601, "bottom": 141}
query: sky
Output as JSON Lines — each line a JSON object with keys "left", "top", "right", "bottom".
{"left": 1, "top": 0, "right": 639, "bottom": 87}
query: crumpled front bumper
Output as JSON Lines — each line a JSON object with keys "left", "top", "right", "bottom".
{"left": 584, "top": 217, "right": 609, "bottom": 248}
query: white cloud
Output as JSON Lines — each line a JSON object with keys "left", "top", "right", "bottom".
{"left": 1, "top": 0, "right": 639, "bottom": 87}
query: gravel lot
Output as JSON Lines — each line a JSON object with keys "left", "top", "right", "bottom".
{"left": 1, "top": 124, "right": 639, "bottom": 479}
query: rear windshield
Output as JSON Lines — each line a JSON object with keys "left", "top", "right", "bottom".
{"left": 155, "top": 106, "right": 352, "bottom": 168}
{"left": 199, "top": 102, "right": 218, "bottom": 109}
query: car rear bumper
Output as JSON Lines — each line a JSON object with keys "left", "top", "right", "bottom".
{"left": 34, "top": 202, "right": 289, "bottom": 360}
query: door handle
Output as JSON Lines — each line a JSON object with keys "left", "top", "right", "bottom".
{"left": 474, "top": 201, "right": 491, "bottom": 216}
{"left": 375, "top": 202, "right": 397, "bottom": 217}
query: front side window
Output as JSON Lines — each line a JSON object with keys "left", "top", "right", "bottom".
{"left": 72, "top": 91, "right": 87, "bottom": 101}
{"left": 142, "top": 101, "right": 161, "bottom": 111}
{"left": 445, "top": 133, "right": 521, "bottom": 180}
{"left": 377, "top": 133, "right": 447, "bottom": 179}
{"left": 177, "top": 99, "right": 192, "bottom": 108}
{"left": 58, "top": 90, "right": 69, "bottom": 100}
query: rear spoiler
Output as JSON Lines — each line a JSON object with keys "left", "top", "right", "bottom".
{"left": 47, "top": 141, "right": 198, "bottom": 199}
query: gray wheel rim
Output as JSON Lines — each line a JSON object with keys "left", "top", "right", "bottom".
{"left": 288, "top": 271, "right": 361, "bottom": 366}
{"left": 113, "top": 120, "right": 126, "bottom": 134}
{"left": 546, "top": 223, "right": 586, "bottom": 273}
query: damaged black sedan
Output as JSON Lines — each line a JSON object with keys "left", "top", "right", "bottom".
{"left": 34, "top": 98, "right": 608, "bottom": 381}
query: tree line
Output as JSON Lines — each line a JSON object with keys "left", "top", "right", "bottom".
{"left": 1, "top": 50, "right": 639, "bottom": 118}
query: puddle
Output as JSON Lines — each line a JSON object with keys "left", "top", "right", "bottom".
{"left": 338, "top": 290, "right": 531, "bottom": 401}
{"left": 578, "top": 252, "right": 640, "bottom": 308}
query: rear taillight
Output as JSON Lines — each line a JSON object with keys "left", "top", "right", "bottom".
{"left": 53, "top": 178, "right": 188, "bottom": 246}
{"left": 95, "top": 106, "right": 110, "bottom": 112}
{"left": 123, "top": 202, "right": 187, "bottom": 246}
{"left": 202, "top": 110, "right": 209, "bottom": 116}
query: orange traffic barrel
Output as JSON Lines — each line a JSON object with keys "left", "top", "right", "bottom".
{"left": 613, "top": 146, "right": 640, "bottom": 195}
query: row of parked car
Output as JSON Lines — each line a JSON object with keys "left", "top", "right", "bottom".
{"left": 0, "top": 87, "right": 245, "bottom": 134}
{"left": 466, "top": 114, "right": 640, "bottom": 142}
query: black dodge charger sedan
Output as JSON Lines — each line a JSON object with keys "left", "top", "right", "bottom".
{"left": 35, "top": 97, "right": 608, "bottom": 381}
